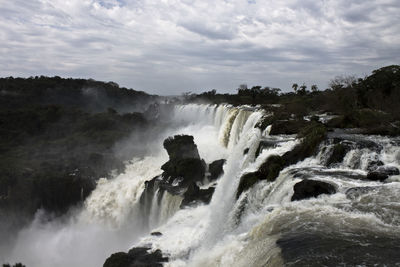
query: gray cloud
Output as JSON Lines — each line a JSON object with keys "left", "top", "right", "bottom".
{"left": 0, "top": 0, "right": 399, "bottom": 95}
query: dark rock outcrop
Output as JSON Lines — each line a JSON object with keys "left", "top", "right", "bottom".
{"left": 103, "top": 247, "right": 168, "bottom": 267}
{"left": 326, "top": 143, "right": 351, "bottom": 166}
{"left": 163, "top": 135, "right": 200, "bottom": 160}
{"left": 330, "top": 136, "right": 383, "bottom": 152}
{"left": 269, "top": 119, "right": 309, "bottom": 135}
{"left": 208, "top": 159, "right": 226, "bottom": 181}
{"left": 291, "top": 179, "right": 336, "bottom": 201}
{"left": 180, "top": 182, "right": 215, "bottom": 208}
{"left": 366, "top": 160, "right": 384, "bottom": 171}
{"left": 366, "top": 166, "right": 400, "bottom": 181}
{"left": 161, "top": 135, "right": 206, "bottom": 186}
{"left": 140, "top": 135, "right": 214, "bottom": 214}
{"left": 282, "top": 123, "right": 327, "bottom": 166}
{"left": 236, "top": 155, "right": 284, "bottom": 198}
{"left": 237, "top": 123, "right": 328, "bottom": 199}
{"left": 151, "top": 232, "right": 162, "bottom": 236}
{"left": 161, "top": 158, "right": 206, "bottom": 186}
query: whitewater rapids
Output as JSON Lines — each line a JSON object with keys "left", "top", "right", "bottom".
{"left": 4, "top": 104, "right": 400, "bottom": 266}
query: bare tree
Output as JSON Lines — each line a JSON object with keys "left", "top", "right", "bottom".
{"left": 329, "top": 75, "right": 356, "bottom": 90}
{"left": 292, "top": 83, "right": 298, "bottom": 92}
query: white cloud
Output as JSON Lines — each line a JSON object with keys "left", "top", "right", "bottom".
{"left": 0, "top": 0, "right": 399, "bottom": 94}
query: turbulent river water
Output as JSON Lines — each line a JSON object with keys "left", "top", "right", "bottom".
{"left": 4, "top": 104, "right": 400, "bottom": 266}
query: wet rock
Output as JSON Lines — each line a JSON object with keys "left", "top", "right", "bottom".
{"left": 356, "top": 140, "right": 383, "bottom": 151}
{"left": 163, "top": 135, "right": 200, "bottom": 160}
{"left": 366, "top": 160, "right": 384, "bottom": 171}
{"left": 208, "top": 159, "right": 226, "bottom": 181}
{"left": 269, "top": 119, "right": 309, "bottom": 135}
{"left": 255, "top": 140, "right": 280, "bottom": 158}
{"left": 236, "top": 155, "right": 284, "bottom": 198}
{"left": 161, "top": 158, "right": 206, "bottom": 185}
{"left": 377, "top": 166, "right": 400, "bottom": 176}
{"left": 326, "top": 143, "right": 351, "bottom": 166}
{"left": 180, "top": 182, "right": 215, "bottom": 208}
{"left": 291, "top": 179, "right": 336, "bottom": 201}
{"left": 103, "top": 247, "right": 168, "bottom": 267}
{"left": 282, "top": 123, "right": 327, "bottom": 166}
{"left": 236, "top": 171, "right": 263, "bottom": 199}
{"left": 366, "top": 166, "right": 400, "bottom": 181}
{"left": 151, "top": 232, "right": 162, "bottom": 236}
{"left": 161, "top": 135, "right": 206, "bottom": 186}
{"left": 291, "top": 168, "right": 366, "bottom": 181}
{"left": 331, "top": 136, "right": 383, "bottom": 152}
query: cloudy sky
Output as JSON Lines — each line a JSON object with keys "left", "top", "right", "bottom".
{"left": 1, "top": 0, "right": 399, "bottom": 94}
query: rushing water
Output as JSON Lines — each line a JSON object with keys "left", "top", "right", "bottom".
{"left": 4, "top": 104, "right": 400, "bottom": 266}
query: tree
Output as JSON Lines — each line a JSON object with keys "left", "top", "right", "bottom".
{"left": 311, "top": 84, "right": 318, "bottom": 92}
{"left": 329, "top": 75, "right": 356, "bottom": 90}
{"left": 237, "top": 84, "right": 248, "bottom": 95}
{"left": 292, "top": 83, "right": 298, "bottom": 92}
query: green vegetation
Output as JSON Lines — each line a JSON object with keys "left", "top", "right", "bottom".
{"left": 188, "top": 65, "right": 400, "bottom": 136}
{"left": 0, "top": 77, "right": 156, "bottom": 221}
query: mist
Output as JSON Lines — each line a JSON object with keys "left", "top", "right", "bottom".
{"left": 1, "top": 102, "right": 219, "bottom": 267}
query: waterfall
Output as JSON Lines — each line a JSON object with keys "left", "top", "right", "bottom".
{"left": 5, "top": 103, "right": 400, "bottom": 267}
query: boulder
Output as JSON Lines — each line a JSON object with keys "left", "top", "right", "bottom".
{"left": 236, "top": 155, "right": 284, "bottom": 198}
{"left": 161, "top": 158, "right": 206, "bottom": 185}
{"left": 180, "top": 182, "right": 215, "bottom": 208}
{"left": 366, "top": 160, "right": 384, "bottom": 171}
{"left": 282, "top": 123, "right": 327, "bottom": 166}
{"left": 151, "top": 232, "right": 162, "bottom": 236}
{"left": 161, "top": 135, "right": 206, "bottom": 186}
{"left": 103, "top": 247, "right": 168, "bottom": 267}
{"left": 208, "top": 159, "right": 226, "bottom": 181}
{"left": 366, "top": 166, "right": 400, "bottom": 181}
{"left": 269, "top": 119, "right": 309, "bottom": 135}
{"left": 291, "top": 179, "right": 336, "bottom": 201}
{"left": 326, "top": 143, "right": 351, "bottom": 166}
{"left": 163, "top": 135, "right": 200, "bottom": 160}
{"left": 236, "top": 171, "right": 263, "bottom": 199}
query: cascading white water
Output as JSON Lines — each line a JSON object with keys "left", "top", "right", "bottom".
{"left": 4, "top": 103, "right": 400, "bottom": 267}
{"left": 135, "top": 106, "right": 400, "bottom": 267}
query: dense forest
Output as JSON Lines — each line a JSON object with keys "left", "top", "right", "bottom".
{"left": 0, "top": 77, "right": 163, "bottom": 236}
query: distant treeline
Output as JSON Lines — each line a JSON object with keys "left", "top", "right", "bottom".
{"left": 0, "top": 76, "right": 156, "bottom": 113}
{"left": 189, "top": 65, "right": 400, "bottom": 118}
{"left": 187, "top": 65, "right": 400, "bottom": 135}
